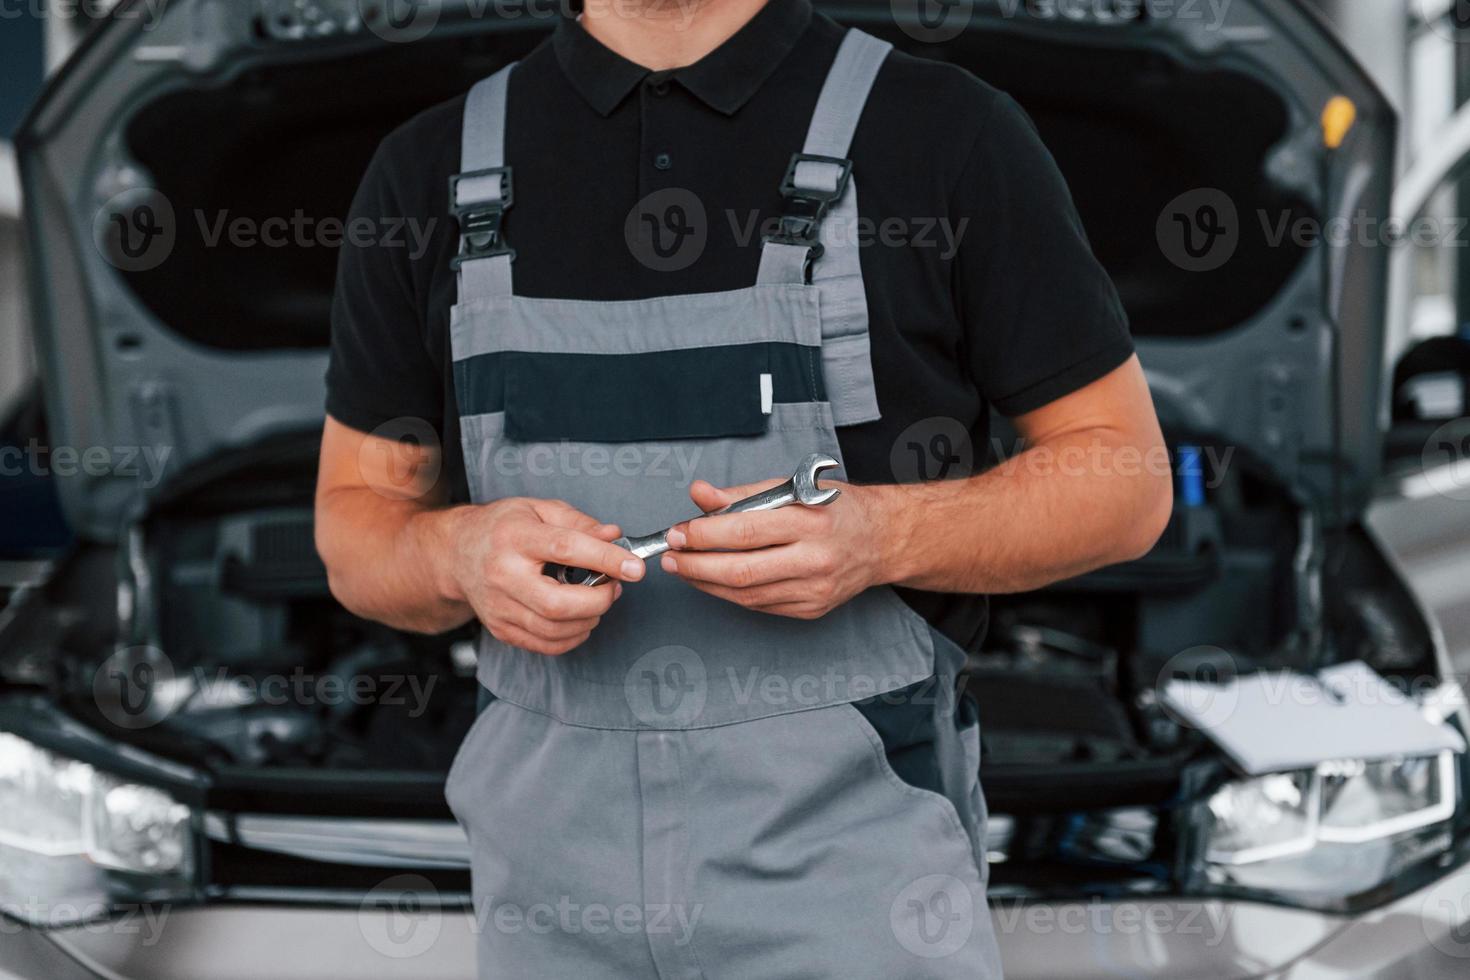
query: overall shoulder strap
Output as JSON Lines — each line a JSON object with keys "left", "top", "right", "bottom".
{"left": 796, "top": 28, "right": 892, "bottom": 186}
{"left": 452, "top": 62, "right": 517, "bottom": 302}
{"left": 758, "top": 28, "right": 890, "bottom": 427}
{"left": 757, "top": 28, "right": 890, "bottom": 286}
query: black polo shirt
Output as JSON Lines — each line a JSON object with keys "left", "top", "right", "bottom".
{"left": 326, "top": 0, "right": 1133, "bottom": 652}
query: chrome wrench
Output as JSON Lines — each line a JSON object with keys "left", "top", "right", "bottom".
{"left": 551, "top": 453, "right": 843, "bottom": 587}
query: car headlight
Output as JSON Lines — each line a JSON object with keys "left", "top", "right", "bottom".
{"left": 0, "top": 732, "right": 198, "bottom": 927}
{"left": 1191, "top": 752, "right": 1460, "bottom": 905}
{"left": 1202, "top": 770, "right": 1321, "bottom": 866}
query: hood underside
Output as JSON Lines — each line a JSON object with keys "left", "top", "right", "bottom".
{"left": 17, "top": 0, "right": 1394, "bottom": 541}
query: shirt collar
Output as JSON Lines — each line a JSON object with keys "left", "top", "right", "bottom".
{"left": 553, "top": 0, "right": 813, "bottom": 117}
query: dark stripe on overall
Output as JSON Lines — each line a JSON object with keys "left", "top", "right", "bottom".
{"left": 453, "top": 342, "right": 827, "bottom": 442}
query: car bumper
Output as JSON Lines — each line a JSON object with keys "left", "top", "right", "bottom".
{"left": 993, "top": 861, "right": 1470, "bottom": 980}
{"left": 8, "top": 862, "right": 1469, "bottom": 980}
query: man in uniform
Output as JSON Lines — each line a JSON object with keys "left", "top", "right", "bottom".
{"left": 316, "top": 0, "right": 1171, "bottom": 974}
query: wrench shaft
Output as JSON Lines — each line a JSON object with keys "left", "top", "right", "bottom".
{"left": 574, "top": 531, "right": 671, "bottom": 588}
{"left": 548, "top": 454, "right": 840, "bottom": 587}
{"left": 712, "top": 483, "right": 798, "bottom": 515}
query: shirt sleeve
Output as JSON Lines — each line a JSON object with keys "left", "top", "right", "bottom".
{"left": 953, "top": 93, "right": 1134, "bottom": 417}
{"left": 324, "top": 140, "right": 445, "bottom": 437}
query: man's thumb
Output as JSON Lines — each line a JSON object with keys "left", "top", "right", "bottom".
{"left": 688, "top": 480, "right": 737, "bottom": 514}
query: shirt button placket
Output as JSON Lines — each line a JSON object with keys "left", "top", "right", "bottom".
{"left": 640, "top": 74, "right": 677, "bottom": 195}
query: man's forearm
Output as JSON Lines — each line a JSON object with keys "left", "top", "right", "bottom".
{"left": 316, "top": 488, "right": 473, "bottom": 634}
{"left": 866, "top": 428, "right": 1174, "bottom": 595}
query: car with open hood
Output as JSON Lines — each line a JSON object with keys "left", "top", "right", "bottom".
{"left": 4, "top": 0, "right": 1470, "bottom": 977}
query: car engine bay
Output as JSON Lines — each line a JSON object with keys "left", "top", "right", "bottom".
{"left": 0, "top": 426, "right": 1428, "bottom": 797}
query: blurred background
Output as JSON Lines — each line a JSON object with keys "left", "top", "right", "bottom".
{"left": 0, "top": 1, "right": 47, "bottom": 416}
{"left": 6, "top": 0, "right": 1468, "bottom": 642}
{"left": 5, "top": 0, "right": 1470, "bottom": 630}
{"left": 3, "top": 7, "right": 1470, "bottom": 978}
{"left": 5, "top": 0, "right": 1470, "bottom": 421}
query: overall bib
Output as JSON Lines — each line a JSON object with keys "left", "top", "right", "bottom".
{"left": 444, "top": 30, "right": 1004, "bottom": 979}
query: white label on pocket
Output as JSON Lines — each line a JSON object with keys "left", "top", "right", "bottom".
{"left": 760, "top": 373, "right": 773, "bottom": 415}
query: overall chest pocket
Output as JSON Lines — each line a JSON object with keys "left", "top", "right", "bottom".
{"left": 502, "top": 344, "right": 793, "bottom": 443}
{"left": 450, "top": 285, "right": 828, "bottom": 445}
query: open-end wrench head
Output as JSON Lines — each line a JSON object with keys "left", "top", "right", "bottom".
{"left": 793, "top": 453, "right": 842, "bottom": 507}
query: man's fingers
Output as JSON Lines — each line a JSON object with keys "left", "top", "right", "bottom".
{"left": 672, "top": 507, "right": 822, "bottom": 553}
{"left": 510, "top": 611, "right": 601, "bottom": 643}
{"left": 687, "top": 477, "right": 786, "bottom": 515}
{"left": 517, "top": 574, "right": 622, "bottom": 621}
{"left": 494, "top": 594, "right": 603, "bottom": 641}
{"left": 532, "top": 498, "right": 619, "bottom": 539}
{"left": 489, "top": 621, "right": 591, "bottom": 657}
{"left": 744, "top": 601, "right": 827, "bottom": 621}
{"left": 660, "top": 545, "right": 820, "bottom": 589}
{"left": 675, "top": 575, "right": 807, "bottom": 610}
{"left": 661, "top": 574, "right": 828, "bottom": 621}
{"left": 522, "top": 526, "right": 645, "bottom": 583}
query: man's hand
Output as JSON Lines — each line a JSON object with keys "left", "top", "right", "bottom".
{"left": 656, "top": 357, "right": 1173, "bottom": 614}
{"left": 659, "top": 479, "right": 896, "bottom": 621}
{"left": 438, "top": 498, "right": 645, "bottom": 655}
{"left": 315, "top": 416, "right": 647, "bottom": 649}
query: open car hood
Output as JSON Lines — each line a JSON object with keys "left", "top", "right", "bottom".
{"left": 18, "top": 0, "right": 1394, "bottom": 541}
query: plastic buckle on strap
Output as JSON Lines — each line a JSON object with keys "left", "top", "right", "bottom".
{"left": 764, "top": 153, "right": 852, "bottom": 272}
{"left": 449, "top": 167, "right": 515, "bottom": 269}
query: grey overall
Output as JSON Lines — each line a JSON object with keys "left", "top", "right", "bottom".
{"left": 443, "top": 29, "right": 1004, "bottom": 979}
